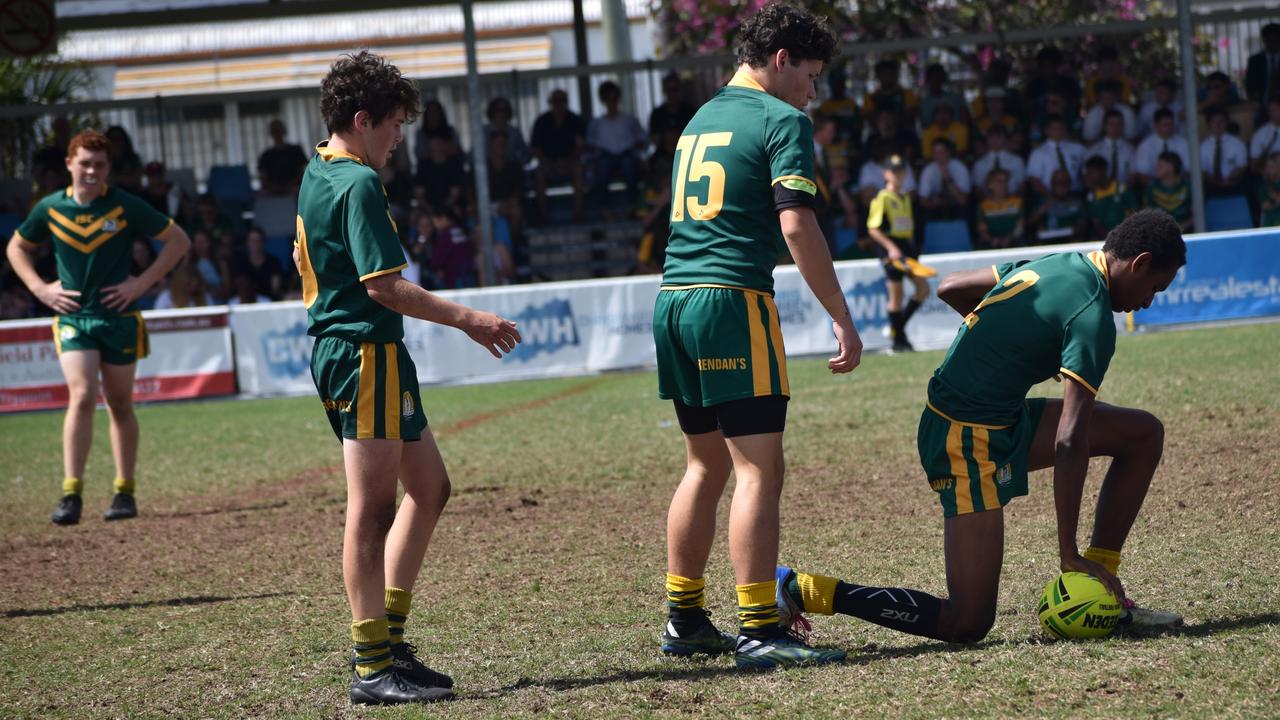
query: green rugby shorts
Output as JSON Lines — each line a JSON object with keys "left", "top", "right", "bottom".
{"left": 310, "top": 336, "right": 426, "bottom": 442}
{"left": 53, "top": 312, "right": 149, "bottom": 365}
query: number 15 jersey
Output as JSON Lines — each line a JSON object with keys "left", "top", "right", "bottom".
{"left": 661, "top": 72, "right": 818, "bottom": 294}
{"left": 927, "top": 251, "right": 1117, "bottom": 427}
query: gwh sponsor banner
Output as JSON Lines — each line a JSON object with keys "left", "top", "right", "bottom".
{"left": 0, "top": 307, "right": 235, "bottom": 412}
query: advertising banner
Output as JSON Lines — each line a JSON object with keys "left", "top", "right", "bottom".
{"left": 1134, "top": 229, "right": 1280, "bottom": 326}
{"left": 0, "top": 307, "right": 236, "bottom": 412}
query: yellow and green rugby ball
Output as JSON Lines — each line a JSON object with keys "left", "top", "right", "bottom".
{"left": 1038, "top": 572, "right": 1124, "bottom": 639}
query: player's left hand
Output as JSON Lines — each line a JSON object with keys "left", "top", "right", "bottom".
{"left": 464, "top": 310, "right": 521, "bottom": 358}
{"left": 100, "top": 275, "right": 149, "bottom": 311}
{"left": 1060, "top": 552, "right": 1126, "bottom": 602}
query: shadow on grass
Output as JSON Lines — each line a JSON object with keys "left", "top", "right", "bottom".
{"left": 1112, "top": 611, "right": 1280, "bottom": 640}
{"left": 4, "top": 591, "right": 292, "bottom": 618}
{"left": 463, "top": 639, "right": 1000, "bottom": 700}
{"left": 154, "top": 500, "right": 290, "bottom": 519}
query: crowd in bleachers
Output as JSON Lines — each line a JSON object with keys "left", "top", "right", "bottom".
{"left": 6, "top": 26, "right": 1280, "bottom": 320}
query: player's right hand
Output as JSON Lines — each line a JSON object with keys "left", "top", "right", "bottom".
{"left": 886, "top": 245, "right": 903, "bottom": 261}
{"left": 829, "top": 315, "right": 862, "bottom": 374}
{"left": 464, "top": 310, "right": 521, "bottom": 359}
{"left": 1060, "top": 552, "right": 1125, "bottom": 602}
{"left": 35, "top": 280, "right": 81, "bottom": 314}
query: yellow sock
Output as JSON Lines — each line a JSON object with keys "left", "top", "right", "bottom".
{"left": 1083, "top": 546, "right": 1122, "bottom": 576}
{"left": 666, "top": 573, "right": 705, "bottom": 612}
{"left": 351, "top": 617, "right": 393, "bottom": 678}
{"left": 736, "top": 580, "right": 779, "bottom": 636}
{"left": 796, "top": 572, "right": 839, "bottom": 616}
{"left": 385, "top": 586, "right": 412, "bottom": 647}
{"left": 62, "top": 477, "right": 83, "bottom": 496}
{"left": 113, "top": 476, "right": 134, "bottom": 495}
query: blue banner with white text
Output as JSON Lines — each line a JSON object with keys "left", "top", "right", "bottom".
{"left": 1137, "top": 229, "right": 1280, "bottom": 326}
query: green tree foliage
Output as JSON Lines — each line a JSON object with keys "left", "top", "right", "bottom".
{"left": 0, "top": 56, "right": 94, "bottom": 179}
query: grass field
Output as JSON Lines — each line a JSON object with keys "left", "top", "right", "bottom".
{"left": 2, "top": 322, "right": 1278, "bottom": 719}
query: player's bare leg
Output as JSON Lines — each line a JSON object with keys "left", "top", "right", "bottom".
{"left": 935, "top": 510, "right": 1006, "bottom": 642}
{"left": 343, "top": 438, "right": 401, "bottom": 621}
{"left": 666, "top": 430, "right": 733, "bottom": 580}
{"left": 724, "top": 432, "right": 784, "bottom": 587}
{"left": 381, "top": 430, "right": 454, "bottom": 689}
{"left": 99, "top": 360, "right": 141, "bottom": 520}
{"left": 1028, "top": 400, "right": 1180, "bottom": 629}
{"left": 58, "top": 349, "right": 100, "bottom": 481}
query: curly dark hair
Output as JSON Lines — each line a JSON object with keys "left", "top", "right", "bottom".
{"left": 736, "top": 3, "right": 836, "bottom": 69}
{"left": 320, "top": 51, "right": 421, "bottom": 134}
{"left": 1102, "top": 209, "right": 1186, "bottom": 270}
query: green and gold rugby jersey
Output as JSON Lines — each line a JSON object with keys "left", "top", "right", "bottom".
{"left": 296, "top": 142, "right": 407, "bottom": 343}
{"left": 927, "top": 251, "right": 1116, "bottom": 427}
{"left": 661, "top": 72, "right": 818, "bottom": 293}
{"left": 17, "top": 185, "right": 173, "bottom": 316}
{"left": 1086, "top": 181, "right": 1137, "bottom": 235}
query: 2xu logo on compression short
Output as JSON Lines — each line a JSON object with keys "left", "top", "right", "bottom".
{"left": 881, "top": 609, "right": 920, "bottom": 624}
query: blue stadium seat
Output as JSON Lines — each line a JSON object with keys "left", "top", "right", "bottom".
{"left": 923, "top": 219, "right": 972, "bottom": 254}
{"left": 1204, "top": 195, "right": 1253, "bottom": 232}
{"left": 0, "top": 213, "right": 20, "bottom": 240}
{"left": 252, "top": 195, "right": 297, "bottom": 238}
{"left": 265, "top": 235, "right": 294, "bottom": 270}
{"left": 207, "top": 165, "right": 254, "bottom": 206}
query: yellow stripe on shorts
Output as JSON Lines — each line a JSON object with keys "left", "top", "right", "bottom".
{"left": 946, "top": 423, "right": 974, "bottom": 514}
{"left": 744, "top": 295, "right": 770, "bottom": 396}
{"left": 970, "top": 427, "right": 1001, "bottom": 511}
{"left": 763, "top": 296, "right": 789, "bottom": 396}
{"left": 51, "top": 317, "right": 62, "bottom": 354}
{"left": 357, "top": 343, "right": 376, "bottom": 438}
{"left": 383, "top": 343, "right": 400, "bottom": 440}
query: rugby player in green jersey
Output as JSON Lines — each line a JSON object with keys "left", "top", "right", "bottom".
{"left": 6, "top": 130, "right": 191, "bottom": 525}
{"left": 775, "top": 210, "right": 1186, "bottom": 642}
{"left": 653, "top": 4, "right": 864, "bottom": 669}
{"left": 295, "top": 52, "right": 520, "bottom": 705}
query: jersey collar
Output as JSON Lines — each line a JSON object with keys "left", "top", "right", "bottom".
{"left": 1087, "top": 250, "right": 1111, "bottom": 290}
{"left": 315, "top": 141, "right": 366, "bottom": 165}
{"left": 727, "top": 71, "right": 766, "bottom": 93}
{"left": 65, "top": 183, "right": 109, "bottom": 203}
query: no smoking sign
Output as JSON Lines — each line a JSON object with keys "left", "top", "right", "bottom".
{"left": 0, "top": 0, "right": 56, "bottom": 58}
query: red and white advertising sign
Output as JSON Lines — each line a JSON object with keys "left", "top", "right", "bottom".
{"left": 0, "top": 307, "right": 236, "bottom": 413}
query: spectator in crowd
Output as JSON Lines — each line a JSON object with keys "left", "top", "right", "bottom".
{"left": 485, "top": 130, "right": 526, "bottom": 239}
{"left": 531, "top": 88, "right": 587, "bottom": 221}
{"left": 857, "top": 140, "right": 917, "bottom": 206}
{"left": 1199, "top": 106, "right": 1249, "bottom": 197}
{"left": 1083, "top": 155, "right": 1137, "bottom": 240}
{"left": 811, "top": 115, "right": 844, "bottom": 253}
{"left": 862, "top": 58, "right": 919, "bottom": 125}
{"left": 416, "top": 99, "right": 461, "bottom": 161}
{"left": 30, "top": 161, "right": 66, "bottom": 209}
{"left": 1258, "top": 152, "right": 1280, "bottom": 227}
{"left": 1084, "top": 45, "right": 1135, "bottom": 107}
{"left": 817, "top": 65, "right": 863, "bottom": 168}
{"left": 1138, "top": 78, "right": 1182, "bottom": 137}
{"left": 1134, "top": 108, "right": 1191, "bottom": 186}
{"left": 190, "top": 193, "right": 234, "bottom": 244}
{"left": 414, "top": 136, "right": 467, "bottom": 213}
{"left": 976, "top": 169, "right": 1024, "bottom": 249}
{"left": 1086, "top": 110, "right": 1136, "bottom": 186}
{"left": 484, "top": 96, "right": 530, "bottom": 166}
{"left": 586, "top": 80, "right": 647, "bottom": 217}
{"left": 1028, "top": 86, "right": 1080, "bottom": 147}
{"left": 1029, "top": 168, "right": 1086, "bottom": 242}
{"left": 972, "top": 86, "right": 1023, "bottom": 155}
{"left": 1082, "top": 80, "right": 1137, "bottom": 143}
{"left": 31, "top": 116, "right": 72, "bottom": 189}
{"left": 635, "top": 153, "right": 673, "bottom": 274}
{"left": 105, "top": 126, "right": 144, "bottom": 193}
{"left": 141, "top": 161, "right": 183, "bottom": 218}
{"left": 407, "top": 213, "right": 435, "bottom": 288}
{"left": 972, "top": 124, "right": 1026, "bottom": 199}
{"left": 1027, "top": 115, "right": 1087, "bottom": 195}
{"left": 188, "top": 228, "right": 225, "bottom": 301}
{"left": 1024, "top": 46, "right": 1081, "bottom": 121}
{"left": 0, "top": 285, "right": 35, "bottom": 320}
{"left": 427, "top": 205, "right": 476, "bottom": 289}
{"left": 648, "top": 72, "right": 696, "bottom": 164}
{"left": 237, "top": 226, "right": 285, "bottom": 301}
{"left": 129, "top": 238, "right": 161, "bottom": 310}
{"left": 1145, "top": 152, "right": 1193, "bottom": 232}
{"left": 154, "top": 259, "right": 212, "bottom": 309}
{"left": 866, "top": 154, "right": 927, "bottom": 353}
{"left": 257, "top": 119, "right": 309, "bottom": 197}
{"left": 1250, "top": 97, "right": 1280, "bottom": 172}
{"left": 476, "top": 213, "right": 516, "bottom": 287}
{"left": 1246, "top": 23, "right": 1280, "bottom": 112}
{"left": 227, "top": 269, "right": 271, "bottom": 305}
{"left": 919, "top": 63, "right": 968, "bottom": 127}
{"left": 1197, "top": 71, "right": 1241, "bottom": 114}
{"left": 864, "top": 106, "right": 920, "bottom": 167}
{"left": 379, "top": 143, "right": 415, "bottom": 235}
{"left": 919, "top": 102, "right": 969, "bottom": 159}
{"left": 918, "top": 138, "right": 971, "bottom": 220}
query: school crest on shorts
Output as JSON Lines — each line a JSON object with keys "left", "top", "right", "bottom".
{"left": 995, "top": 464, "right": 1013, "bottom": 486}
{"left": 59, "top": 324, "right": 77, "bottom": 341}
{"left": 401, "top": 391, "right": 414, "bottom": 418}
